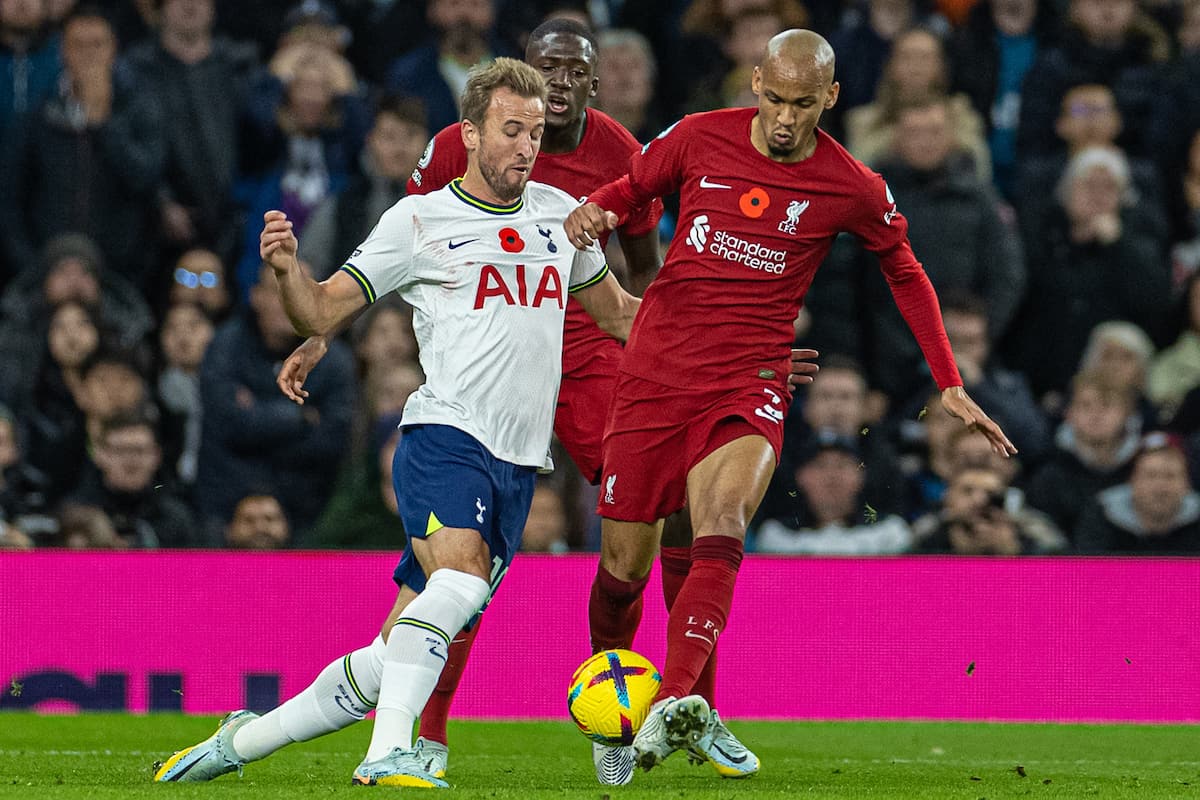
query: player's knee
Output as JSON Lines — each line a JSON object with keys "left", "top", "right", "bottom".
{"left": 599, "top": 537, "right": 655, "bottom": 581}
{"left": 692, "top": 509, "right": 751, "bottom": 540}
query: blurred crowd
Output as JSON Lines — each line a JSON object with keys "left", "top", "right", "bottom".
{"left": 1, "top": 0, "right": 1199, "bottom": 556}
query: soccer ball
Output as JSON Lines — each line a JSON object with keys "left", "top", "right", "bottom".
{"left": 567, "top": 649, "right": 662, "bottom": 745}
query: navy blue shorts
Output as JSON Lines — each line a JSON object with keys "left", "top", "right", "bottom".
{"left": 391, "top": 424, "right": 536, "bottom": 606}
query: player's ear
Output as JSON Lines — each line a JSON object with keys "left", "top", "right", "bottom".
{"left": 589, "top": 76, "right": 598, "bottom": 98}
{"left": 751, "top": 65, "right": 762, "bottom": 96}
{"left": 461, "top": 118, "right": 478, "bottom": 151}
{"left": 825, "top": 81, "right": 840, "bottom": 109}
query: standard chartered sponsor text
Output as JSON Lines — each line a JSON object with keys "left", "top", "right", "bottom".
{"left": 710, "top": 230, "right": 786, "bottom": 274}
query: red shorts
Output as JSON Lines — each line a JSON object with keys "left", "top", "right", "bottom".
{"left": 597, "top": 372, "right": 790, "bottom": 523}
{"left": 554, "top": 336, "right": 624, "bottom": 484}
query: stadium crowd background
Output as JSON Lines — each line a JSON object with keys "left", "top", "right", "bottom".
{"left": 1, "top": 0, "right": 1199, "bottom": 557}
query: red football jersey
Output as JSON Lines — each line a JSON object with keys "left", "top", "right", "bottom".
{"left": 589, "top": 106, "right": 960, "bottom": 392}
{"left": 408, "top": 109, "right": 663, "bottom": 374}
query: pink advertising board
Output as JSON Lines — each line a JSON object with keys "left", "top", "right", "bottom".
{"left": 1, "top": 552, "right": 1197, "bottom": 721}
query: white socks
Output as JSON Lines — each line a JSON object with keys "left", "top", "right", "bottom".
{"left": 365, "top": 569, "right": 489, "bottom": 761}
{"left": 231, "top": 635, "right": 386, "bottom": 762}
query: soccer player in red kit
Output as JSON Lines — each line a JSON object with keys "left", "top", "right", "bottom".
{"left": 565, "top": 29, "right": 1017, "bottom": 776}
{"left": 273, "top": 18, "right": 806, "bottom": 786}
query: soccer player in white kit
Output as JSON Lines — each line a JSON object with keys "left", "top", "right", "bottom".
{"left": 152, "top": 58, "right": 640, "bottom": 789}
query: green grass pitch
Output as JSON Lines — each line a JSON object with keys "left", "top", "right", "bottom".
{"left": 0, "top": 714, "right": 1196, "bottom": 798}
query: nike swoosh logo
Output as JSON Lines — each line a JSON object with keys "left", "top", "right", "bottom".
{"left": 447, "top": 238, "right": 478, "bottom": 249}
{"left": 699, "top": 176, "right": 732, "bottom": 189}
{"left": 711, "top": 743, "right": 749, "bottom": 764}
{"left": 684, "top": 630, "right": 716, "bottom": 643}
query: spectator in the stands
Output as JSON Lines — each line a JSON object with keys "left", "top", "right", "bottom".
{"left": 123, "top": 0, "right": 257, "bottom": 265}
{"left": 755, "top": 430, "right": 913, "bottom": 555}
{"left": 862, "top": 94, "right": 1025, "bottom": 402}
{"left": 1026, "top": 370, "right": 1141, "bottom": 538}
{"left": 0, "top": 5, "right": 164, "bottom": 287}
{"left": 911, "top": 465, "right": 1068, "bottom": 554}
{"left": 846, "top": 26, "right": 991, "bottom": 181}
{"left": 1074, "top": 432, "right": 1200, "bottom": 554}
{"left": 1016, "top": 0, "right": 1170, "bottom": 158}
{"left": 593, "top": 28, "right": 662, "bottom": 143}
{"left": 1004, "top": 146, "right": 1170, "bottom": 402}
{"left": 300, "top": 93, "right": 428, "bottom": 279}
{"left": 385, "top": 0, "right": 507, "bottom": 134}
{"left": 950, "top": 0, "right": 1056, "bottom": 199}
{"left": 224, "top": 491, "right": 291, "bottom": 549}
{"left": 66, "top": 409, "right": 197, "bottom": 548}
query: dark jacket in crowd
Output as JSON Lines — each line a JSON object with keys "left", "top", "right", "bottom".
{"left": 1074, "top": 483, "right": 1200, "bottom": 554}
{"left": 0, "top": 28, "right": 60, "bottom": 147}
{"left": 123, "top": 36, "right": 257, "bottom": 257}
{"left": 1003, "top": 206, "right": 1170, "bottom": 398}
{"left": 195, "top": 312, "right": 355, "bottom": 542}
{"left": 860, "top": 159, "right": 1026, "bottom": 401}
{"left": 0, "top": 71, "right": 164, "bottom": 284}
{"left": 67, "top": 465, "right": 198, "bottom": 548}
{"left": 1025, "top": 425, "right": 1139, "bottom": 537}
{"left": 950, "top": 0, "right": 1058, "bottom": 130}
{"left": 1017, "top": 28, "right": 1165, "bottom": 158}
{"left": 21, "top": 361, "right": 87, "bottom": 506}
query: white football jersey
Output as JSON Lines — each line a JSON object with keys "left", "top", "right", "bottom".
{"left": 341, "top": 178, "right": 608, "bottom": 469}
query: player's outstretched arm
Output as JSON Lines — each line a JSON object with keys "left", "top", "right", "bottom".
{"left": 565, "top": 203, "right": 619, "bottom": 250}
{"left": 261, "top": 210, "right": 367, "bottom": 337}
{"left": 788, "top": 348, "right": 820, "bottom": 387}
{"left": 573, "top": 271, "right": 640, "bottom": 342}
{"left": 940, "top": 386, "right": 1018, "bottom": 457}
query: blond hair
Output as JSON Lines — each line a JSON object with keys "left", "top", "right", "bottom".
{"left": 460, "top": 57, "right": 547, "bottom": 127}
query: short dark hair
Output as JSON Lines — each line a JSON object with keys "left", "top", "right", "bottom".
{"left": 80, "top": 345, "right": 147, "bottom": 383}
{"left": 99, "top": 407, "right": 159, "bottom": 442}
{"left": 63, "top": 3, "right": 115, "bottom": 32}
{"left": 374, "top": 92, "right": 428, "bottom": 132}
{"left": 460, "top": 57, "right": 546, "bottom": 127}
{"left": 939, "top": 288, "right": 988, "bottom": 319}
{"left": 526, "top": 16, "right": 598, "bottom": 54}
{"left": 818, "top": 352, "right": 866, "bottom": 376}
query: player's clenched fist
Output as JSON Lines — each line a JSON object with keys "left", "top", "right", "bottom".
{"left": 260, "top": 210, "right": 299, "bottom": 275}
{"left": 565, "top": 202, "right": 619, "bottom": 249}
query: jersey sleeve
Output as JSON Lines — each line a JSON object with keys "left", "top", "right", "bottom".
{"left": 590, "top": 117, "right": 690, "bottom": 225}
{"left": 601, "top": 120, "right": 665, "bottom": 238}
{"left": 849, "top": 170, "right": 962, "bottom": 390}
{"left": 338, "top": 201, "right": 417, "bottom": 304}
{"left": 406, "top": 125, "right": 468, "bottom": 195}
{"left": 567, "top": 241, "right": 608, "bottom": 292}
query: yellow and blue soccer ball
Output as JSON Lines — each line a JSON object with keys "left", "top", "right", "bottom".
{"left": 567, "top": 649, "right": 662, "bottom": 745}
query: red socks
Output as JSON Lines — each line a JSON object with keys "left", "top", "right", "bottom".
{"left": 417, "top": 622, "right": 481, "bottom": 745}
{"left": 588, "top": 564, "right": 649, "bottom": 652}
{"left": 660, "top": 546, "right": 717, "bottom": 706}
{"left": 657, "top": 535, "right": 743, "bottom": 702}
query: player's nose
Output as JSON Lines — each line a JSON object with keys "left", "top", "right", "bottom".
{"left": 548, "top": 67, "right": 571, "bottom": 87}
{"left": 516, "top": 132, "right": 536, "bottom": 157}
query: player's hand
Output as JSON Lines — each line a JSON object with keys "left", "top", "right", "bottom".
{"left": 940, "top": 386, "right": 1018, "bottom": 457}
{"left": 278, "top": 335, "right": 329, "bottom": 405}
{"left": 788, "top": 348, "right": 819, "bottom": 387}
{"left": 565, "top": 202, "right": 618, "bottom": 249}
{"left": 260, "top": 210, "right": 299, "bottom": 275}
